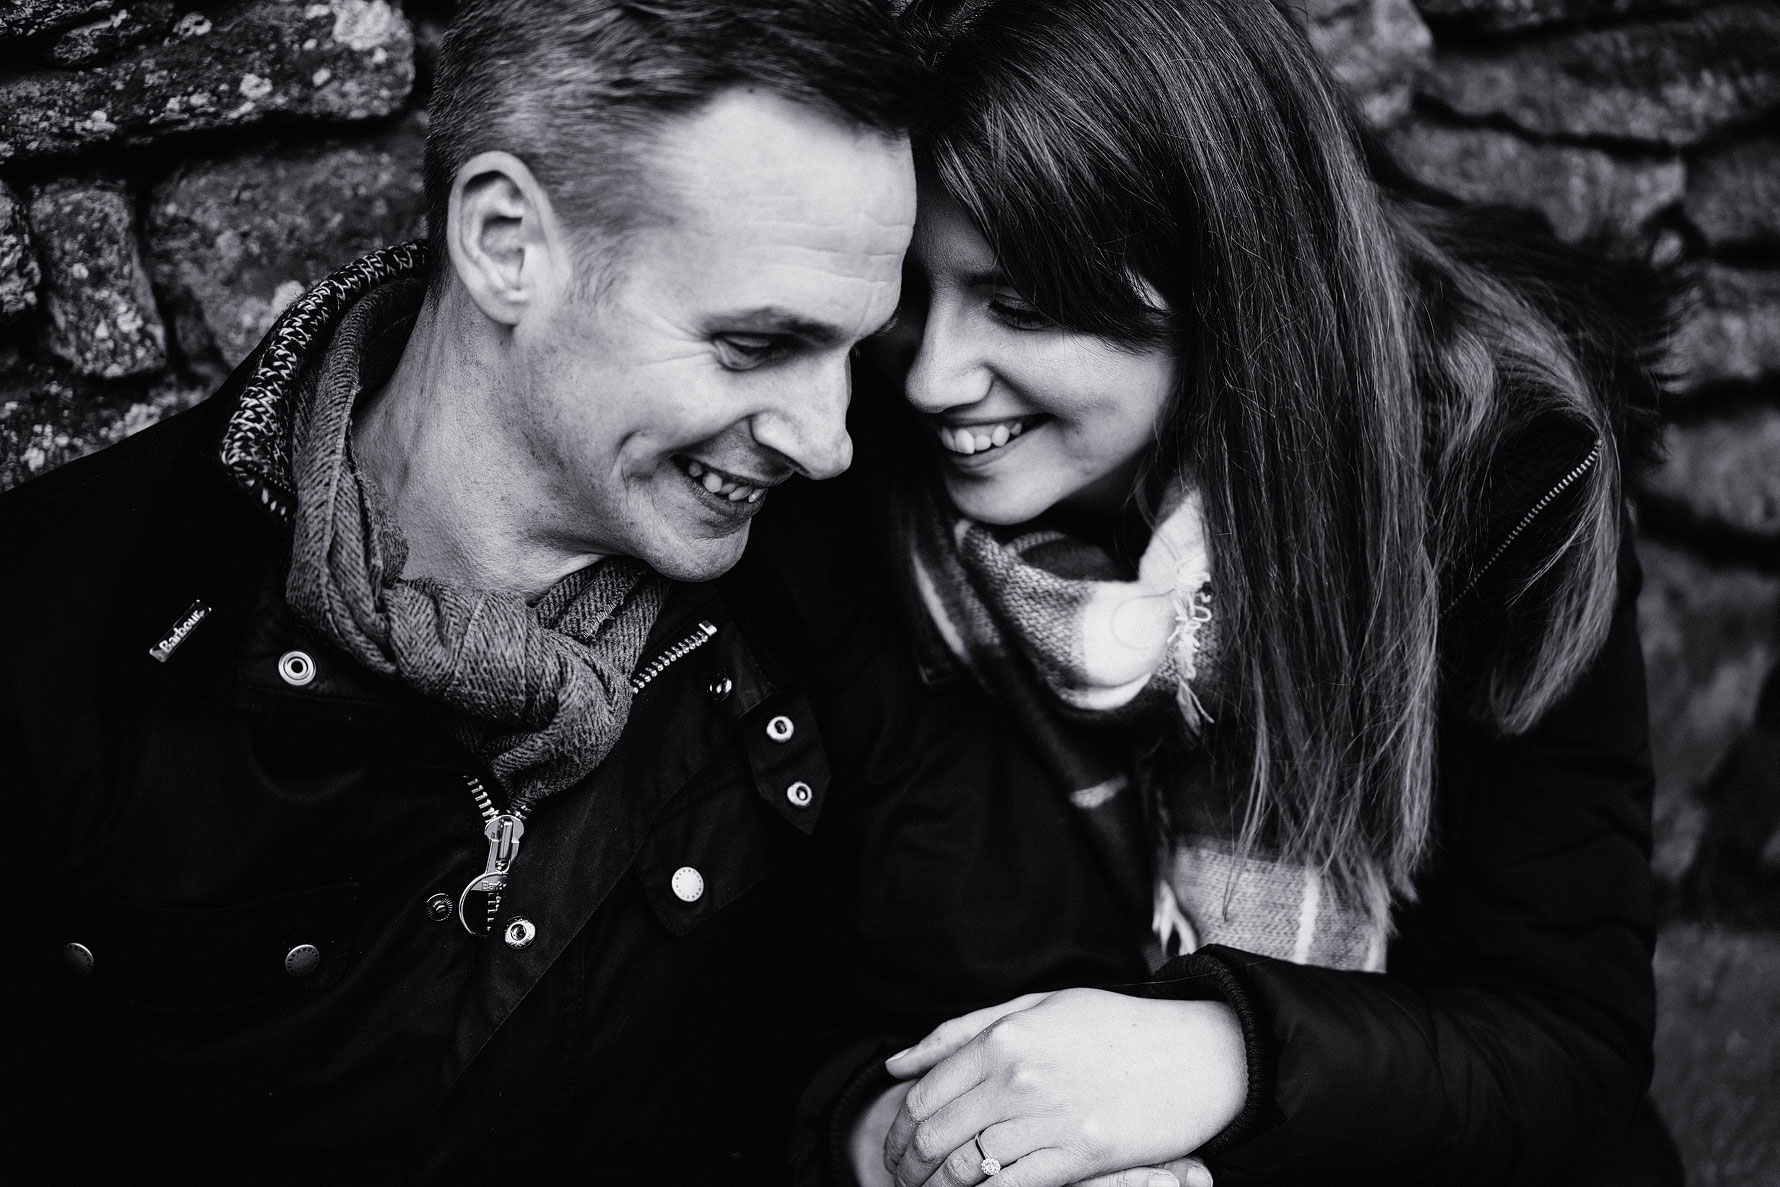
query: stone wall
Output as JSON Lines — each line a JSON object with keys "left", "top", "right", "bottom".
{"left": 1, "top": 0, "right": 1777, "bottom": 1180}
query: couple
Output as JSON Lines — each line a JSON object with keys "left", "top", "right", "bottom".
{"left": 0, "top": 0, "right": 1679, "bottom": 1184}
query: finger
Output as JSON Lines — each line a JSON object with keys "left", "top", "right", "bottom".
{"left": 884, "top": 1044, "right": 993, "bottom": 1173}
{"left": 1065, "top": 1168, "right": 1182, "bottom": 1187}
{"left": 986, "top": 1146, "right": 1088, "bottom": 1187}
{"left": 1070, "top": 1157, "right": 1209, "bottom": 1187}
{"left": 886, "top": 993, "right": 1051, "bottom": 1080}
{"left": 1176, "top": 1158, "right": 1213, "bottom": 1187}
{"left": 890, "top": 1082, "right": 1003, "bottom": 1187}
{"left": 919, "top": 1118, "right": 1033, "bottom": 1187}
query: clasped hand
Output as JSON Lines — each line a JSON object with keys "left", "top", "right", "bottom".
{"left": 871, "top": 987, "right": 1245, "bottom": 1187}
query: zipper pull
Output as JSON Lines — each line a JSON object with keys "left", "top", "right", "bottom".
{"left": 481, "top": 813, "right": 525, "bottom": 877}
{"left": 457, "top": 813, "right": 526, "bottom": 936}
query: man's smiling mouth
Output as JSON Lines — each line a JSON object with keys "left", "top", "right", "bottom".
{"left": 673, "top": 456, "right": 774, "bottom": 504}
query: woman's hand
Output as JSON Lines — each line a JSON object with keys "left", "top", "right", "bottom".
{"left": 850, "top": 1076, "right": 1211, "bottom": 1187}
{"left": 880, "top": 988, "right": 1246, "bottom": 1187}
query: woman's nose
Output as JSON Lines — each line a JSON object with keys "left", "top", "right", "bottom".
{"left": 903, "top": 306, "right": 989, "bottom": 416}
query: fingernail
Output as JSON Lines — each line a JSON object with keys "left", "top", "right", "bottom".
{"left": 1183, "top": 1165, "right": 1214, "bottom": 1187}
{"left": 1147, "top": 1174, "right": 1179, "bottom": 1187}
{"left": 886, "top": 1047, "right": 913, "bottom": 1064}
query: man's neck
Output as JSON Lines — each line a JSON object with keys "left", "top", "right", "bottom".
{"left": 351, "top": 297, "right": 603, "bottom": 600}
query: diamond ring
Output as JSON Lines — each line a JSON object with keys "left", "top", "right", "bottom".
{"left": 973, "top": 1131, "right": 1001, "bottom": 1177}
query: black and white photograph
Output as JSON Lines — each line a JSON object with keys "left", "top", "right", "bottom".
{"left": 2, "top": 0, "right": 1777, "bottom": 1182}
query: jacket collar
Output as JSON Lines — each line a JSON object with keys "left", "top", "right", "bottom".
{"left": 218, "top": 241, "right": 428, "bottom": 521}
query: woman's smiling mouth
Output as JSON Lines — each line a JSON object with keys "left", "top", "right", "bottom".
{"left": 934, "top": 414, "right": 1050, "bottom": 457}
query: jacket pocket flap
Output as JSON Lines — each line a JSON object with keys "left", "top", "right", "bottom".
{"left": 53, "top": 883, "right": 361, "bottom": 1012}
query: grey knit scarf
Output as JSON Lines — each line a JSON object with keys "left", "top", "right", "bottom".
{"left": 281, "top": 274, "right": 667, "bottom": 809}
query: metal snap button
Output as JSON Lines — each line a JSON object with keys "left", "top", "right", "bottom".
{"left": 425, "top": 893, "right": 453, "bottom": 922}
{"left": 277, "top": 650, "right": 316, "bottom": 687}
{"left": 765, "top": 714, "right": 795, "bottom": 743}
{"left": 63, "top": 942, "right": 94, "bottom": 974}
{"left": 503, "top": 917, "right": 536, "bottom": 950}
{"left": 707, "top": 672, "right": 734, "bottom": 702}
{"left": 785, "top": 780, "right": 814, "bottom": 809}
{"left": 670, "top": 866, "right": 705, "bottom": 903}
{"left": 284, "top": 943, "right": 321, "bottom": 977}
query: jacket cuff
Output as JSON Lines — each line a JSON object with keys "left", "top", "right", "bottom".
{"left": 793, "top": 1037, "right": 906, "bottom": 1187}
{"left": 1135, "top": 945, "right": 1275, "bottom": 1157}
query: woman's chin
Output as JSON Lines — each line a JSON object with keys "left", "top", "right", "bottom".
{"left": 941, "top": 472, "right": 1056, "bottom": 526}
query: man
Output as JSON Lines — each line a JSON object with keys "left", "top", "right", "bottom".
{"left": 1, "top": 1, "right": 918, "bottom": 1179}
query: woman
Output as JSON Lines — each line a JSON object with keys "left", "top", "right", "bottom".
{"left": 798, "top": 0, "right": 1681, "bottom": 1183}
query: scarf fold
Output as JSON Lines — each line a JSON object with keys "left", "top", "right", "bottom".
{"left": 277, "top": 271, "right": 667, "bottom": 808}
{"left": 907, "top": 483, "right": 1388, "bottom": 972}
{"left": 907, "top": 486, "right": 1213, "bottom": 932}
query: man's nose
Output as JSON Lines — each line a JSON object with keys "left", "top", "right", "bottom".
{"left": 750, "top": 361, "right": 854, "bottom": 482}
{"left": 903, "top": 304, "right": 987, "bottom": 416}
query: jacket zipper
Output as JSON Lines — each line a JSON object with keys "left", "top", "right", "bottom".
{"left": 1453, "top": 440, "right": 1601, "bottom": 608}
{"left": 456, "top": 619, "right": 719, "bottom": 936}
{"left": 629, "top": 619, "right": 719, "bottom": 695}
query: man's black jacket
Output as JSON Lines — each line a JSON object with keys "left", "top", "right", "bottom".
{"left": 0, "top": 362, "right": 860, "bottom": 1181}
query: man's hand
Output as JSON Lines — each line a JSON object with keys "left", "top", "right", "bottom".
{"left": 878, "top": 988, "right": 1245, "bottom": 1187}
{"left": 852, "top": 1082, "right": 914, "bottom": 1187}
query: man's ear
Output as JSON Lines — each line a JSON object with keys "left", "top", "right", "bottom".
{"left": 445, "top": 151, "right": 566, "bottom": 327}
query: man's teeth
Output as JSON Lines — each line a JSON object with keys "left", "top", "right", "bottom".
{"left": 938, "top": 419, "right": 1029, "bottom": 456}
{"left": 684, "top": 460, "right": 766, "bottom": 503}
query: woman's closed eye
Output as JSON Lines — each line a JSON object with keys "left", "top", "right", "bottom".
{"left": 713, "top": 333, "right": 794, "bottom": 370}
{"left": 987, "top": 291, "right": 1053, "bottom": 331}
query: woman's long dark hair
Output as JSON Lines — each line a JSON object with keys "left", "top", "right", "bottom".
{"left": 903, "top": 0, "right": 1634, "bottom": 923}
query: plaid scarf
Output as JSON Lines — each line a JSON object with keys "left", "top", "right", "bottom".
{"left": 908, "top": 484, "right": 1387, "bottom": 972}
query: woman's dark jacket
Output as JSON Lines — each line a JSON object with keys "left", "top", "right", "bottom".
{"left": 784, "top": 225, "right": 1681, "bottom": 1187}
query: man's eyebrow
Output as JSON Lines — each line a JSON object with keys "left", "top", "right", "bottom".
{"left": 716, "top": 306, "right": 901, "bottom": 345}
{"left": 714, "top": 306, "right": 849, "bottom": 345}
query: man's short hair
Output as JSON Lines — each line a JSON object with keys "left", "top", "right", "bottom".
{"left": 423, "top": 0, "right": 924, "bottom": 286}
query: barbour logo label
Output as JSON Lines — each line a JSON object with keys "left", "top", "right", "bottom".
{"left": 149, "top": 599, "right": 212, "bottom": 663}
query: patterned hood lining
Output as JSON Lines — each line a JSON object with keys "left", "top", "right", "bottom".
{"left": 218, "top": 240, "right": 429, "bottom": 522}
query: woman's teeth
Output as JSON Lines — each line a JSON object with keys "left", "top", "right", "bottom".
{"left": 938, "top": 418, "right": 1030, "bottom": 456}
{"left": 684, "top": 460, "right": 765, "bottom": 503}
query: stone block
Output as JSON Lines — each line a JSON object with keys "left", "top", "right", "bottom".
{"left": 0, "top": 1, "right": 414, "bottom": 163}
{"left": 1668, "top": 264, "right": 1780, "bottom": 391}
{"left": 145, "top": 120, "right": 427, "bottom": 367}
{"left": 1388, "top": 119, "right": 1684, "bottom": 241}
{"left": 0, "top": 352, "right": 203, "bottom": 492}
{"left": 27, "top": 179, "right": 166, "bottom": 379}
{"left": 0, "top": 180, "right": 40, "bottom": 320}
{"left": 1652, "top": 925, "right": 1780, "bottom": 1186}
{"left": 0, "top": 0, "right": 114, "bottom": 42}
{"left": 1422, "top": 4, "right": 1780, "bottom": 146}
{"left": 1638, "top": 539, "right": 1780, "bottom": 879}
{"left": 1415, "top": 0, "right": 1683, "bottom": 34}
{"left": 1645, "top": 408, "right": 1780, "bottom": 540}
{"left": 46, "top": 1, "right": 176, "bottom": 69}
{"left": 1684, "top": 136, "right": 1780, "bottom": 250}
{"left": 1298, "top": 0, "right": 1434, "bottom": 127}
